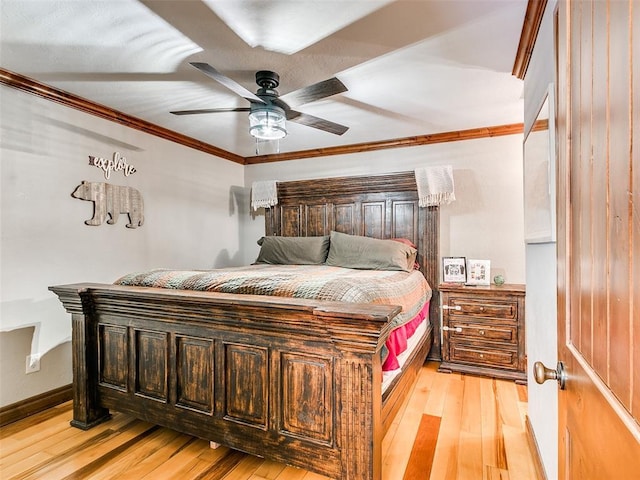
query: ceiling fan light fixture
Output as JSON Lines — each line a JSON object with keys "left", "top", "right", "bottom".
{"left": 249, "top": 106, "right": 287, "bottom": 140}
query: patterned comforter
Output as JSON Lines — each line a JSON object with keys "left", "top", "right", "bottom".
{"left": 116, "top": 264, "right": 430, "bottom": 328}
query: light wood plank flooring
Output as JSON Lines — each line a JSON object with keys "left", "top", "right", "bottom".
{"left": 0, "top": 362, "right": 538, "bottom": 480}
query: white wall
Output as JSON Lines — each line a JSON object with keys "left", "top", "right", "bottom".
{"left": 242, "top": 134, "right": 526, "bottom": 286}
{"left": 0, "top": 85, "right": 244, "bottom": 407}
{"left": 523, "top": 1, "right": 559, "bottom": 478}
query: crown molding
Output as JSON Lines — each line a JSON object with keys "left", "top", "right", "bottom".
{"left": 245, "top": 123, "right": 524, "bottom": 164}
{"left": 512, "top": 0, "right": 548, "bottom": 79}
{"left": 0, "top": 68, "right": 245, "bottom": 164}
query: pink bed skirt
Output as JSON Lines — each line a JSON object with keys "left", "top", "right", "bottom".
{"left": 382, "top": 300, "right": 430, "bottom": 371}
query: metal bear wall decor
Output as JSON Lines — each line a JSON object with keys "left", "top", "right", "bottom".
{"left": 72, "top": 181, "right": 144, "bottom": 229}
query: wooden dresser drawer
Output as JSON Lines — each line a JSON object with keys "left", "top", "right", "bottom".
{"left": 449, "top": 344, "right": 518, "bottom": 370}
{"left": 448, "top": 298, "right": 517, "bottom": 319}
{"left": 449, "top": 322, "right": 517, "bottom": 344}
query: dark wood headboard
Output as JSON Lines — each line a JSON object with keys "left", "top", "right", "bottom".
{"left": 264, "top": 171, "right": 442, "bottom": 360}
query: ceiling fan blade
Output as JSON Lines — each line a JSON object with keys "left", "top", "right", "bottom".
{"left": 286, "top": 110, "right": 349, "bottom": 136}
{"left": 190, "top": 62, "right": 266, "bottom": 105}
{"left": 170, "top": 107, "right": 251, "bottom": 115}
{"left": 280, "top": 77, "right": 348, "bottom": 107}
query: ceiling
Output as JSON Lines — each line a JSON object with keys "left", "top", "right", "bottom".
{"left": 0, "top": 0, "right": 528, "bottom": 160}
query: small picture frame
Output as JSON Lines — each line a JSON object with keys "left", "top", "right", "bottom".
{"left": 442, "top": 257, "right": 467, "bottom": 283}
{"left": 466, "top": 259, "right": 491, "bottom": 286}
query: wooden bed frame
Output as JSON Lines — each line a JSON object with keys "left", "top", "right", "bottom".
{"left": 50, "top": 171, "right": 440, "bottom": 480}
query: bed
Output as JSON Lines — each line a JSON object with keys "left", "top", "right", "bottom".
{"left": 50, "top": 171, "right": 441, "bottom": 480}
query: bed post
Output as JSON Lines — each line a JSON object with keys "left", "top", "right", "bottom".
{"left": 422, "top": 205, "right": 441, "bottom": 361}
{"left": 49, "top": 285, "right": 111, "bottom": 429}
{"left": 338, "top": 355, "right": 381, "bottom": 479}
{"left": 321, "top": 308, "right": 389, "bottom": 480}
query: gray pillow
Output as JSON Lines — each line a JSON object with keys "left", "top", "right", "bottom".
{"left": 255, "top": 236, "right": 330, "bottom": 265}
{"left": 325, "top": 231, "right": 417, "bottom": 272}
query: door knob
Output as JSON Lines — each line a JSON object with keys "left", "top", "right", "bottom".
{"left": 533, "top": 361, "right": 566, "bottom": 390}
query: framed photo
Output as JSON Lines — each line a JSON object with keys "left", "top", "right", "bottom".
{"left": 466, "top": 259, "right": 491, "bottom": 285}
{"left": 442, "top": 256, "right": 466, "bottom": 283}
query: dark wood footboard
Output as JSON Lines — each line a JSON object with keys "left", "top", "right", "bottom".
{"left": 50, "top": 282, "right": 428, "bottom": 480}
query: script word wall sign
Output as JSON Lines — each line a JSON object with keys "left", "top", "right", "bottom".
{"left": 89, "top": 152, "right": 137, "bottom": 180}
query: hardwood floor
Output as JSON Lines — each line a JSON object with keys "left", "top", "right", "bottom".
{"left": 0, "top": 362, "right": 538, "bottom": 480}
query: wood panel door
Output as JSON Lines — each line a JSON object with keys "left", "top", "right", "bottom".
{"left": 555, "top": 0, "right": 640, "bottom": 477}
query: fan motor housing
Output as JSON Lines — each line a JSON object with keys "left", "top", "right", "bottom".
{"left": 256, "top": 70, "right": 280, "bottom": 89}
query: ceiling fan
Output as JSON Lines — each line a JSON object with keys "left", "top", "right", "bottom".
{"left": 171, "top": 62, "right": 349, "bottom": 140}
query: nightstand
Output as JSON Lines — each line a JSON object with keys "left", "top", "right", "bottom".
{"left": 437, "top": 283, "right": 526, "bottom": 383}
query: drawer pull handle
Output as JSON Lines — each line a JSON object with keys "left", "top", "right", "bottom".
{"left": 442, "top": 305, "right": 462, "bottom": 311}
{"left": 442, "top": 326, "right": 463, "bottom": 333}
{"left": 479, "top": 353, "right": 484, "bottom": 358}
{"left": 480, "top": 306, "right": 485, "bottom": 312}
{"left": 479, "top": 330, "right": 485, "bottom": 335}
